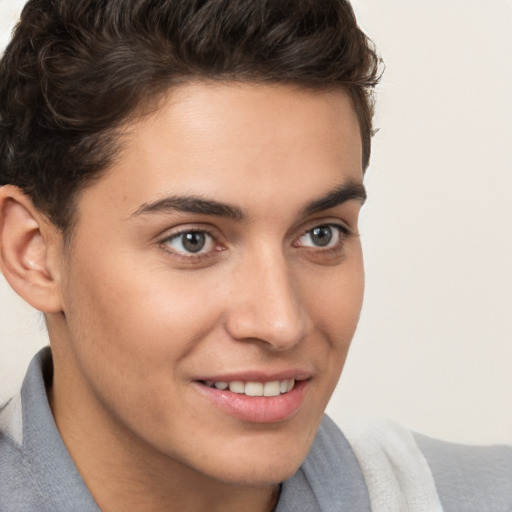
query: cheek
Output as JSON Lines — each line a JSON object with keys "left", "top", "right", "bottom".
{"left": 299, "top": 252, "right": 364, "bottom": 395}
{"left": 61, "top": 253, "right": 224, "bottom": 396}
{"left": 69, "top": 249, "right": 214, "bottom": 336}
{"left": 60, "top": 259, "right": 233, "bottom": 445}
{"left": 304, "top": 254, "right": 364, "bottom": 344}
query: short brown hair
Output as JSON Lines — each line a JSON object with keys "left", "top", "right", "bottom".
{"left": 0, "top": 0, "right": 381, "bottom": 233}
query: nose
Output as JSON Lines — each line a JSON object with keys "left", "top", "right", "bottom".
{"left": 224, "top": 249, "right": 313, "bottom": 351}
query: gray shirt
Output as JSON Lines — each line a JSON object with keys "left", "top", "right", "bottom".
{"left": 1, "top": 348, "right": 511, "bottom": 511}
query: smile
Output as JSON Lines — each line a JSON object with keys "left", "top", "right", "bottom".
{"left": 194, "top": 377, "right": 309, "bottom": 423}
{"left": 200, "top": 379, "right": 295, "bottom": 397}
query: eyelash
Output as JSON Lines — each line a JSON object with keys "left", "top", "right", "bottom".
{"left": 159, "top": 223, "right": 352, "bottom": 262}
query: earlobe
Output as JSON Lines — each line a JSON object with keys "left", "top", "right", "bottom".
{"left": 0, "top": 185, "right": 63, "bottom": 313}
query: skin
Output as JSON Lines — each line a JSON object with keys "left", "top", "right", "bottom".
{"left": 0, "top": 82, "right": 365, "bottom": 512}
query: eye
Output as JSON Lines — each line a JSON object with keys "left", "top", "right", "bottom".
{"left": 163, "top": 230, "right": 215, "bottom": 255}
{"left": 298, "top": 224, "right": 344, "bottom": 249}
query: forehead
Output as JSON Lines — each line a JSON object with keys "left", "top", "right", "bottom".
{"left": 74, "top": 82, "right": 363, "bottom": 223}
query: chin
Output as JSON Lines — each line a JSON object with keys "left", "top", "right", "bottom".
{"left": 192, "top": 428, "right": 315, "bottom": 487}
{"left": 208, "top": 455, "right": 304, "bottom": 487}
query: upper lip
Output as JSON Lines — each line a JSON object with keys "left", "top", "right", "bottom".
{"left": 193, "top": 368, "right": 313, "bottom": 383}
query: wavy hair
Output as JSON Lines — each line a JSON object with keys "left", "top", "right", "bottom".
{"left": 0, "top": 0, "right": 381, "bottom": 232}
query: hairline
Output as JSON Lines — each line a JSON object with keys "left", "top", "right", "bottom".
{"left": 59, "top": 78, "right": 368, "bottom": 247}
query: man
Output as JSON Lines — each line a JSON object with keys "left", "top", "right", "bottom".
{"left": 0, "top": 1, "right": 510, "bottom": 511}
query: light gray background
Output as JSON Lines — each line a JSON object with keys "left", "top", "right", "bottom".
{"left": 1, "top": 0, "right": 511, "bottom": 444}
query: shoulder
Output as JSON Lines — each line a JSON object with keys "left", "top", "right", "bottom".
{"left": 340, "top": 418, "right": 512, "bottom": 512}
{"left": 0, "top": 391, "right": 32, "bottom": 510}
{"left": 0, "top": 348, "right": 100, "bottom": 512}
{"left": 415, "top": 432, "right": 512, "bottom": 512}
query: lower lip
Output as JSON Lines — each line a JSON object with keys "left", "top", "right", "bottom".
{"left": 193, "top": 380, "right": 309, "bottom": 423}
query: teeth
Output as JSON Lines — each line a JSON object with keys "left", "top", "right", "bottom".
{"left": 245, "top": 382, "right": 263, "bottom": 396}
{"left": 228, "top": 381, "right": 245, "bottom": 394}
{"left": 263, "top": 381, "right": 281, "bottom": 397}
{"left": 208, "top": 379, "right": 295, "bottom": 396}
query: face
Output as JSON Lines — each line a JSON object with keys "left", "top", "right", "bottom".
{"left": 52, "top": 82, "right": 365, "bottom": 486}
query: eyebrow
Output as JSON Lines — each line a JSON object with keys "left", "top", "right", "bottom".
{"left": 131, "top": 195, "right": 245, "bottom": 220}
{"left": 130, "top": 181, "right": 366, "bottom": 220}
{"left": 303, "top": 181, "right": 366, "bottom": 215}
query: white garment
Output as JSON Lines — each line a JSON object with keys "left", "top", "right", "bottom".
{"left": 343, "top": 419, "right": 444, "bottom": 512}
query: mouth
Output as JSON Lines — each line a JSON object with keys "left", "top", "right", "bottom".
{"left": 198, "top": 378, "right": 296, "bottom": 397}
{"left": 193, "top": 377, "right": 310, "bottom": 423}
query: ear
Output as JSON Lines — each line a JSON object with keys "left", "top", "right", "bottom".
{"left": 0, "top": 185, "right": 64, "bottom": 313}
